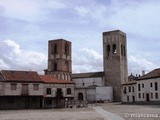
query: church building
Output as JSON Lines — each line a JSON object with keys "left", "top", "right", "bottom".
{"left": 44, "top": 30, "right": 128, "bottom": 102}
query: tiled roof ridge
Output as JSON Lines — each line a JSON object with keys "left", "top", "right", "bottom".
{"left": 138, "top": 68, "right": 160, "bottom": 80}
{"left": 39, "top": 75, "right": 74, "bottom": 84}
{"left": 1, "top": 70, "right": 42, "bottom": 82}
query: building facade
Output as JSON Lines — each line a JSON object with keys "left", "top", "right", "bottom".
{"left": 72, "top": 72, "right": 113, "bottom": 103}
{"left": 39, "top": 75, "right": 74, "bottom": 108}
{"left": 0, "top": 70, "right": 44, "bottom": 109}
{"left": 136, "top": 68, "right": 160, "bottom": 102}
{"left": 122, "top": 68, "right": 160, "bottom": 103}
{"left": 0, "top": 70, "right": 74, "bottom": 109}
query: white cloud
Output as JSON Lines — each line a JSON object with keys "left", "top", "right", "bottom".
{"left": 0, "top": 59, "right": 9, "bottom": 69}
{"left": 105, "top": 0, "right": 160, "bottom": 38}
{"left": 73, "top": 48, "right": 103, "bottom": 73}
{"left": 128, "top": 55, "right": 158, "bottom": 75}
{"left": 0, "top": 0, "right": 66, "bottom": 22}
{"left": 0, "top": 39, "right": 47, "bottom": 74}
{"left": 75, "top": 6, "right": 89, "bottom": 16}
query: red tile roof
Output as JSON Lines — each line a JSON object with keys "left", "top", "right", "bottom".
{"left": 1, "top": 70, "right": 43, "bottom": 83}
{"left": 39, "top": 75, "right": 74, "bottom": 84}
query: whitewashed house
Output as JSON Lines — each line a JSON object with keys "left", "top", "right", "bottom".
{"left": 136, "top": 68, "right": 160, "bottom": 102}
{"left": 122, "top": 68, "right": 160, "bottom": 103}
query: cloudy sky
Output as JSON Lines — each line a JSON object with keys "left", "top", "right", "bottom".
{"left": 0, "top": 0, "right": 160, "bottom": 75}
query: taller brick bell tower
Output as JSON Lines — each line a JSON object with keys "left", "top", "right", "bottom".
{"left": 44, "top": 39, "right": 72, "bottom": 81}
{"left": 103, "top": 30, "right": 128, "bottom": 101}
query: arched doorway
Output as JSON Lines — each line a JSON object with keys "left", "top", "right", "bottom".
{"left": 78, "top": 92, "right": 84, "bottom": 101}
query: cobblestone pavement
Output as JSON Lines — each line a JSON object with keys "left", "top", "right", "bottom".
{"left": 0, "top": 103, "right": 160, "bottom": 120}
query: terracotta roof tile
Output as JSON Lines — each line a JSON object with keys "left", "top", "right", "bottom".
{"left": 1, "top": 70, "right": 43, "bottom": 82}
{"left": 39, "top": 75, "right": 74, "bottom": 84}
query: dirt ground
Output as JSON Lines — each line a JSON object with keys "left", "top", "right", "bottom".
{"left": 0, "top": 103, "right": 160, "bottom": 120}
{"left": 100, "top": 102, "right": 160, "bottom": 120}
{"left": 0, "top": 107, "right": 103, "bottom": 120}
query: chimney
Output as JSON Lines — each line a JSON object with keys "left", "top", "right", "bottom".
{"left": 142, "top": 70, "right": 145, "bottom": 76}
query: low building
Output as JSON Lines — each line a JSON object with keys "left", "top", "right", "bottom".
{"left": 121, "top": 74, "right": 137, "bottom": 103}
{"left": 39, "top": 75, "right": 74, "bottom": 108}
{"left": 0, "top": 70, "right": 75, "bottom": 109}
{"left": 0, "top": 70, "right": 44, "bottom": 109}
{"left": 136, "top": 68, "right": 160, "bottom": 102}
{"left": 122, "top": 68, "right": 160, "bottom": 103}
{"left": 121, "top": 81, "right": 137, "bottom": 103}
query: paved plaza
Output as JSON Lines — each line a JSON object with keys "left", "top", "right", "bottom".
{"left": 0, "top": 103, "right": 160, "bottom": 120}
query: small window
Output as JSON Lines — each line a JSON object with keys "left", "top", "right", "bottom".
{"left": 132, "top": 86, "right": 134, "bottom": 92}
{"left": 129, "top": 86, "right": 131, "bottom": 92}
{"left": 67, "top": 88, "right": 71, "bottom": 95}
{"left": 155, "top": 93, "right": 158, "bottom": 99}
{"left": 51, "top": 44, "right": 57, "bottom": 54}
{"left": 142, "top": 84, "right": 144, "bottom": 88}
{"left": 54, "top": 44, "right": 57, "bottom": 54}
{"left": 65, "top": 43, "right": 69, "bottom": 55}
{"left": 138, "top": 84, "right": 141, "bottom": 91}
{"left": 33, "top": 84, "right": 39, "bottom": 91}
{"left": 123, "top": 87, "right": 126, "bottom": 94}
{"left": 53, "top": 63, "right": 57, "bottom": 71}
{"left": 112, "top": 44, "right": 117, "bottom": 54}
{"left": 46, "top": 88, "right": 51, "bottom": 95}
{"left": 139, "top": 93, "right": 141, "bottom": 98}
{"left": 150, "top": 83, "right": 152, "bottom": 87}
{"left": 11, "top": 84, "right": 17, "bottom": 90}
{"left": 155, "top": 82, "right": 158, "bottom": 91}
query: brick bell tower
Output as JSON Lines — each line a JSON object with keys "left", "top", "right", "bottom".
{"left": 44, "top": 39, "right": 72, "bottom": 81}
{"left": 103, "top": 30, "right": 128, "bottom": 101}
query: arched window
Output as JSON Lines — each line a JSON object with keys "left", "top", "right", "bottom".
{"left": 65, "top": 43, "right": 69, "bottom": 55}
{"left": 51, "top": 44, "right": 57, "bottom": 54}
{"left": 54, "top": 44, "right": 57, "bottom": 54}
{"left": 112, "top": 44, "right": 117, "bottom": 54}
{"left": 106, "top": 45, "right": 110, "bottom": 57}
{"left": 78, "top": 92, "right": 84, "bottom": 101}
{"left": 53, "top": 63, "right": 57, "bottom": 71}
